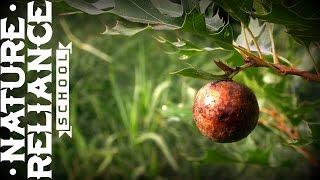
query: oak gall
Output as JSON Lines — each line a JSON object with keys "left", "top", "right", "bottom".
{"left": 193, "top": 80, "right": 259, "bottom": 143}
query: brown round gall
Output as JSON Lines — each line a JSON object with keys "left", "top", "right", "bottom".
{"left": 193, "top": 80, "right": 259, "bottom": 143}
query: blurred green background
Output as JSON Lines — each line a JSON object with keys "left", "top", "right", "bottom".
{"left": 51, "top": 11, "right": 320, "bottom": 180}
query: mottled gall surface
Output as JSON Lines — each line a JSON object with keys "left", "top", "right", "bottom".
{"left": 193, "top": 80, "right": 259, "bottom": 143}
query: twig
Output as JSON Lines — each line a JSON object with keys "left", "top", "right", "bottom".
{"left": 235, "top": 46, "right": 281, "bottom": 70}
{"left": 213, "top": 60, "right": 253, "bottom": 79}
{"left": 267, "top": 23, "right": 279, "bottom": 64}
{"left": 272, "top": 63, "right": 320, "bottom": 81}
{"left": 234, "top": 46, "right": 320, "bottom": 82}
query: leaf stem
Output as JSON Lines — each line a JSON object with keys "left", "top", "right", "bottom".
{"left": 241, "top": 22, "right": 250, "bottom": 51}
{"left": 245, "top": 26, "right": 263, "bottom": 59}
{"left": 228, "top": 63, "right": 253, "bottom": 78}
{"left": 267, "top": 23, "right": 279, "bottom": 64}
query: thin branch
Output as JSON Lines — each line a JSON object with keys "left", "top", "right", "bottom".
{"left": 267, "top": 23, "right": 279, "bottom": 64}
{"left": 234, "top": 46, "right": 279, "bottom": 70}
{"left": 245, "top": 26, "right": 263, "bottom": 59}
{"left": 272, "top": 63, "right": 320, "bottom": 81}
{"left": 234, "top": 46, "right": 320, "bottom": 82}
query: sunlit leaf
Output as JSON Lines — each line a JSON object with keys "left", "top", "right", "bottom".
{"left": 154, "top": 36, "right": 233, "bottom": 60}
{"left": 65, "top": 0, "right": 184, "bottom": 29}
{"left": 150, "top": 0, "right": 183, "bottom": 17}
{"left": 199, "top": 0, "right": 225, "bottom": 31}
{"left": 102, "top": 21, "right": 149, "bottom": 36}
{"left": 235, "top": 18, "right": 271, "bottom": 53}
{"left": 171, "top": 67, "right": 229, "bottom": 80}
{"left": 64, "top": 0, "right": 228, "bottom": 37}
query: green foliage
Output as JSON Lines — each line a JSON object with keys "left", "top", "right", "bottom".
{"left": 214, "top": 0, "right": 250, "bottom": 24}
{"left": 256, "top": 2, "right": 320, "bottom": 45}
{"left": 63, "top": 0, "right": 236, "bottom": 50}
{"left": 64, "top": 0, "right": 184, "bottom": 29}
{"left": 171, "top": 66, "right": 228, "bottom": 80}
{"left": 62, "top": 0, "right": 320, "bottom": 48}
{"left": 102, "top": 20, "right": 149, "bottom": 36}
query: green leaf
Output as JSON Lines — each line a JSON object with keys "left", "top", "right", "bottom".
{"left": 256, "top": 3, "right": 320, "bottom": 45}
{"left": 182, "top": 9, "right": 208, "bottom": 34}
{"left": 209, "top": 24, "right": 234, "bottom": 49}
{"left": 64, "top": 0, "right": 233, "bottom": 50}
{"left": 63, "top": 0, "right": 112, "bottom": 15}
{"left": 170, "top": 67, "right": 229, "bottom": 80}
{"left": 102, "top": 21, "right": 149, "bottom": 36}
{"left": 65, "top": 0, "right": 184, "bottom": 29}
{"left": 199, "top": 0, "right": 225, "bottom": 31}
{"left": 109, "top": 0, "right": 183, "bottom": 29}
{"left": 235, "top": 18, "right": 270, "bottom": 52}
{"left": 181, "top": 3, "right": 231, "bottom": 48}
{"left": 215, "top": 0, "right": 251, "bottom": 25}
{"left": 64, "top": 0, "right": 228, "bottom": 34}
{"left": 252, "top": 0, "right": 271, "bottom": 15}
{"left": 182, "top": 0, "right": 198, "bottom": 13}
{"left": 154, "top": 36, "right": 233, "bottom": 60}
{"left": 150, "top": 0, "right": 183, "bottom": 17}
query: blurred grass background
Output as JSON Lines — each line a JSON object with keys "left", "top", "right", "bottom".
{"left": 51, "top": 12, "right": 320, "bottom": 180}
